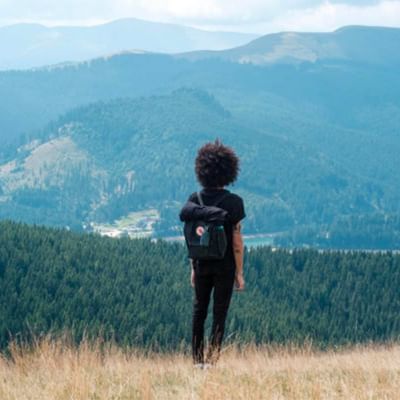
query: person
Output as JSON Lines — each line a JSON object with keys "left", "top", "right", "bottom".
{"left": 185, "top": 139, "right": 246, "bottom": 367}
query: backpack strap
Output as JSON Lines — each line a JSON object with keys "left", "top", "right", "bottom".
{"left": 197, "top": 191, "right": 204, "bottom": 206}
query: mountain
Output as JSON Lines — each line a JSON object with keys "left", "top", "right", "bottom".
{"left": 1, "top": 26, "right": 399, "bottom": 147}
{"left": 0, "top": 26, "right": 399, "bottom": 247}
{"left": 0, "top": 18, "right": 257, "bottom": 70}
{"left": 0, "top": 89, "right": 397, "bottom": 243}
{"left": 180, "top": 26, "right": 400, "bottom": 66}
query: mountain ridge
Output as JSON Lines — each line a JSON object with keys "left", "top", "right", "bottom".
{"left": 1, "top": 24, "right": 399, "bottom": 147}
{"left": 179, "top": 25, "right": 400, "bottom": 66}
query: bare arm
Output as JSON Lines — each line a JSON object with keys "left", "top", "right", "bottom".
{"left": 190, "top": 259, "right": 195, "bottom": 287}
{"left": 232, "top": 222, "right": 245, "bottom": 290}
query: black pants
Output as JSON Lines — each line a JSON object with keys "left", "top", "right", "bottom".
{"left": 192, "top": 264, "right": 235, "bottom": 364}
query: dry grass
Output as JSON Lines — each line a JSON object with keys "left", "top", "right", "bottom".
{"left": 1, "top": 338, "right": 400, "bottom": 399}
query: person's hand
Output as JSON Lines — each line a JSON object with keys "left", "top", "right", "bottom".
{"left": 191, "top": 269, "right": 195, "bottom": 288}
{"left": 234, "top": 273, "right": 245, "bottom": 291}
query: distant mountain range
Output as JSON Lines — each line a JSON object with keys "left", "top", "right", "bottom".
{"left": 0, "top": 18, "right": 257, "bottom": 70}
{"left": 0, "top": 25, "right": 399, "bottom": 247}
{"left": 1, "top": 25, "right": 399, "bottom": 146}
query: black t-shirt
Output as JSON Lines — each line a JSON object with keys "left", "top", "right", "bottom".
{"left": 187, "top": 188, "right": 246, "bottom": 271}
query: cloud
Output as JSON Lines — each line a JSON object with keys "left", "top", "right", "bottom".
{"left": 0, "top": 0, "right": 399, "bottom": 34}
{"left": 188, "top": 1, "right": 400, "bottom": 33}
{"left": 265, "top": 0, "right": 400, "bottom": 33}
{"left": 0, "top": 0, "right": 285, "bottom": 25}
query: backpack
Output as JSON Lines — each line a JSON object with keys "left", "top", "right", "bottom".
{"left": 183, "top": 191, "right": 229, "bottom": 261}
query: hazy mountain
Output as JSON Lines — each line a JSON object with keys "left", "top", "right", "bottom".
{"left": 179, "top": 26, "right": 400, "bottom": 66}
{"left": 1, "top": 25, "right": 399, "bottom": 147}
{"left": 0, "top": 18, "right": 257, "bottom": 70}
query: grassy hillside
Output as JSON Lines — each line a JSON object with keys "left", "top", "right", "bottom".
{"left": 1, "top": 338, "right": 400, "bottom": 399}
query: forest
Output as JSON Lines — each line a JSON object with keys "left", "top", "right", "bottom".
{"left": 2, "top": 88, "right": 400, "bottom": 249}
{"left": 1, "top": 220, "right": 399, "bottom": 351}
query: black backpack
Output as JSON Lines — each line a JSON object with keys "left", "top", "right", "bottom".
{"left": 183, "top": 192, "right": 229, "bottom": 261}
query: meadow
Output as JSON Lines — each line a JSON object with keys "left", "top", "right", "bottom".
{"left": 1, "top": 338, "right": 399, "bottom": 400}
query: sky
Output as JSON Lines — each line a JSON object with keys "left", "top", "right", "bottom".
{"left": 0, "top": 0, "right": 399, "bottom": 34}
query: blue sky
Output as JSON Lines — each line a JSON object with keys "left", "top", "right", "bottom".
{"left": 0, "top": 0, "right": 399, "bottom": 33}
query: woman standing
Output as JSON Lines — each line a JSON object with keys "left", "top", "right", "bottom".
{"left": 184, "top": 140, "right": 246, "bottom": 367}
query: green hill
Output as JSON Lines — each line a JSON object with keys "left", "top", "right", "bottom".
{"left": 1, "top": 89, "right": 397, "bottom": 246}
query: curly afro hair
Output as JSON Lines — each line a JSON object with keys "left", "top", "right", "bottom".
{"left": 195, "top": 139, "right": 240, "bottom": 188}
